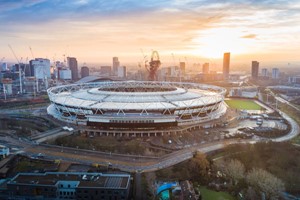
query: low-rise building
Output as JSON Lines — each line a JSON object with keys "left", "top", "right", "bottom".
{"left": 4, "top": 172, "right": 131, "bottom": 200}
{"left": 0, "top": 145, "right": 9, "bottom": 158}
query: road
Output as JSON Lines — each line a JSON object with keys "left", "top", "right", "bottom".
{"left": 0, "top": 102, "right": 299, "bottom": 173}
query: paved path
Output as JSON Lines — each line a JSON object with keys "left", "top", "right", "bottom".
{"left": 1, "top": 101, "right": 299, "bottom": 173}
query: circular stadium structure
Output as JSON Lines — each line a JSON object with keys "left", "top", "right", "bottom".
{"left": 47, "top": 81, "right": 227, "bottom": 136}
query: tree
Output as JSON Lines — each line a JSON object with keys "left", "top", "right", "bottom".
{"left": 189, "top": 152, "right": 210, "bottom": 182}
{"left": 246, "top": 168, "right": 285, "bottom": 200}
{"left": 225, "top": 159, "right": 245, "bottom": 185}
{"left": 214, "top": 159, "right": 245, "bottom": 185}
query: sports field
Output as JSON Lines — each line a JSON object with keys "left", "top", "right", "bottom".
{"left": 198, "top": 186, "right": 236, "bottom": 200}
{"left": 225, "top": 99, "right": 262, "bottom": 110}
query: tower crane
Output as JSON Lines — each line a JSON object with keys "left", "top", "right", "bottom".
{"left": 8, "top": 44, "right": 23, "bottom": 94}
{"left": 29, "top": 46, "right": 35, "bottom": 59}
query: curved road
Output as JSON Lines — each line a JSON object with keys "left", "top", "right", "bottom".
{"left": 3, "top": 105, "right": 300, "bottom": 173}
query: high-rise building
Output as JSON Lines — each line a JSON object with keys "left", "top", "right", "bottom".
{"left": 251, "top": 61, "right": 259, "bottom": 79}
{"left": 261, "top": 68, "right": 268, "bottom": 77}
{"left": 223, "top": 52, "right": 230, "bottom": 79}
{"left": 29, "top": 58, "right": 51, "bottom": 80}
{"left": 113, "top": 57, "right": 120, "bottom": 75}
{"left": 179, "top": 62, "right": 186, "bottom": 76}
{"left": 272, "top": 68, "right": 280, "bottom": 79}
{"left": 202, "top": 63, "right": 209, "bottom": 74}
{"left": 67, "top": 57, "right": 78, "bottom": 80}
{"left": 81, "top": 66, "right": 89, "bottom": 78}
{"left": 117, "top": 66, "right": 126, "bottom": 78}
{"left": 1, "top": 63, "right": 8, "bottom": 71}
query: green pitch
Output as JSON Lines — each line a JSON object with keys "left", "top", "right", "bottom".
{"left": 225, "top": 99, "right": 262, "bottom": 110}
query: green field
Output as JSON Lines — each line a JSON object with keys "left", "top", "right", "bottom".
{"left": 198, "top": 186, "right": 236, "bottom": 200}
{"left": 225, "top": 99, "right": 262, "bottom": 110}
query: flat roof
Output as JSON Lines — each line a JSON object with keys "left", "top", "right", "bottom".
{"left": 9, "top": 172, "right": 130, "bottom": 189}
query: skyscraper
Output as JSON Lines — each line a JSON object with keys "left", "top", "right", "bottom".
{"left": 112, "top": 57, "right": 120, "bottom": 75}
{"left": 261, "top": 68, "right": 268, "bottom": 77}
{"left": 223, "top": 52, "right": 230, "bottom": 79}
{"left": 272, "top": 68, "right": 280, "bottom": 79}
{"left": 202, "top": 63, "right": 209, "bottom": 74}
{"left": 251, "top": 61, "right": 259, "bottom": 79}
{"left": 67, "top": 57, "right": 78, "bottom": 80}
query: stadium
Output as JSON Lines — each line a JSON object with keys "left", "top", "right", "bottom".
{"left": 47, "top": 81, "right": 227, "bottom": 136}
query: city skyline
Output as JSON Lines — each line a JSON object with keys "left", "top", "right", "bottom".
{"left": 0, "top": 0, "right": 300, "bottom": 66}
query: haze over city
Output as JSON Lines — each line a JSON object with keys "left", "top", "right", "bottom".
{"left": 1, "top": 1, "right": 300, "bottom": 200}
{"left": 1, "top": 0, "right": 300, "bottom": 68}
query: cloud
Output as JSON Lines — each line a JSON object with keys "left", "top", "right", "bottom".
{"left": 241, "top": 34, "right": 257, "bottom": 39}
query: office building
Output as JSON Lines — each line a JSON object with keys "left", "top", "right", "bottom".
{"left": 1, "top": 78, "right": 13, "bottom": 95}
{"left": 272, "top": 68, "right": 280, "bottom": 79}
{"left": 223, "top": 52, "right": 230, "bottom": 79}
{"left": 1, "top": 63, "right": 8, "bottom": 72}
{"left": 29, "top": 58, "right": 51, "bottom": 80}
{"left": 67, "top": 57, "right": 78, "bottom": 80}
{"left": 117, "top": 66, "right": 126, "bottom": 78}
{"left": 59, "top": 69, "right": 72, "bottom": 80}
{"left": 81, "top": 66, "right": 89, "bottom": 78}
{"left": 251, "top": 61, "right": 259, "bottom": 79}
{"left": 5, "top": 172, "right": 131, "bottom": 200}
{"left": 261, "top": 68, "right": 268, "bottom": 77}
{"left": 202, "top": 63, "right": 209, "bottom": 74}
{"left": 113, "top": 57, "right": 120, "bottom": 75}
{"left": 288, "top": 75, "right": 300, "bottom": 85}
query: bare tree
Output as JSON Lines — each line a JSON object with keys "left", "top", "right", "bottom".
{"left": 246, "top": 168, "right": 285, "bottom": 200}
{"left": 225, "top": 159, "right": 245, "bottom": 185}
{"left": 214, "top": 159, "right": 245, "bottom": 185}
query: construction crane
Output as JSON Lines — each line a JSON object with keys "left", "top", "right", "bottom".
{"left": 8, "top": 44, "right": 23, "bottom": 94}
{"left": 29, "top": 46, "right": 35, "bottom": 59}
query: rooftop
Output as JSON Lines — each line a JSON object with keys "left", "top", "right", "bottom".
{"left": 9, "top": 172, "right": 130, "bottom": 189}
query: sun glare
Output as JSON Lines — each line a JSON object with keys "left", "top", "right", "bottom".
{"left": 191, "top": 28, "right": 253, "bottom": 58}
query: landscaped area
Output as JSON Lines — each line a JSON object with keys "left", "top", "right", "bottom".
{"left": 225, "top": 99, "right": 262, "bottom": 110}
{"left": 197, "top": 186, "right": 236, "bottom": 200}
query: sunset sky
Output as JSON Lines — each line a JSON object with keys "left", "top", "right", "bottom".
{"left": 0, "top": 0, "right": 300, "bottom": 67}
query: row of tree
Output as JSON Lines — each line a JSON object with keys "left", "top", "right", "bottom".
{"left": 214, "top": 159, "right": 285, "bottom": 200}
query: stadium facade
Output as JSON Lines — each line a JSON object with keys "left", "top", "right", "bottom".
{"left": 47, "top": 81, "right": 227, "bottom": 136}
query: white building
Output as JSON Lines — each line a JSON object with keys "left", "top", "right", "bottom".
{"left": 59, "top": 69, "right": 72, "bottom": 80}
{"left": 272, "top": 68, "right": 280, "bottom": 79}
{"left": 30, "top": 58, "right": 51, "bottom": 80}
{"left": 117, "top": 66, "right": 126, "bottom": 78}
{"left": 0, "top": 145, "right": 9, "bottom": 158}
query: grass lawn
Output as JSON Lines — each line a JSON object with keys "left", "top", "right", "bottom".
{"left": 198, "top": 186, "right": 236, "bottom": 200}
{"left": 292, "top": 136, "right": 300, "bottom": 145}
{"left": 225, "top": 99, "right": 262, "bottom": 110}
